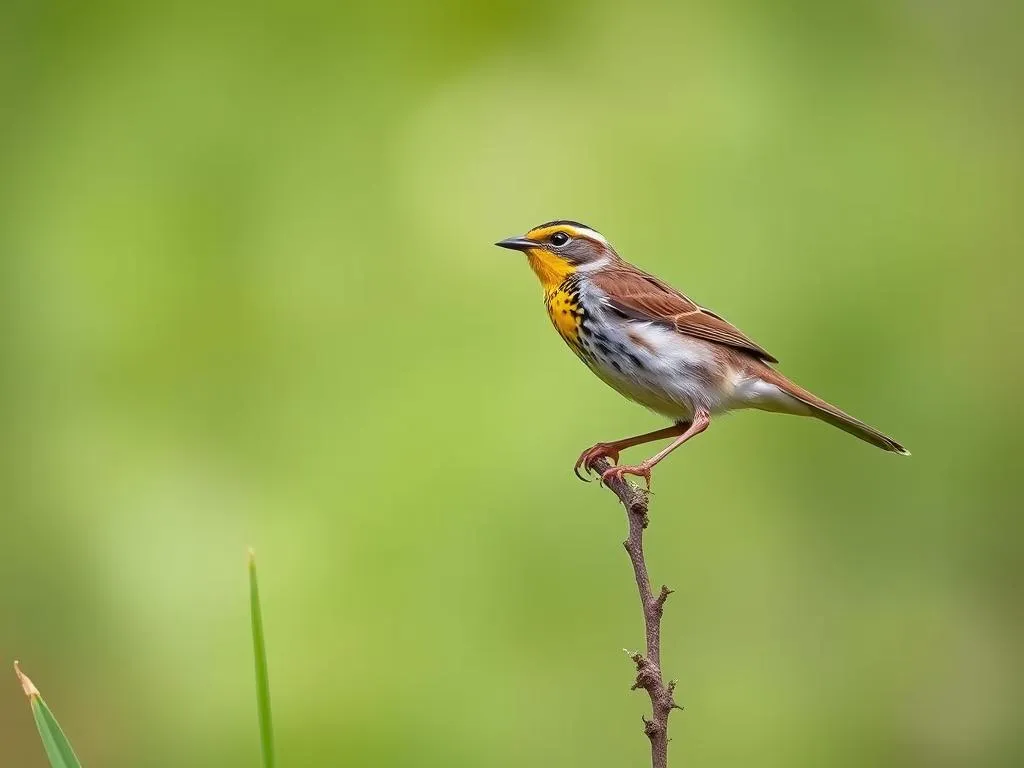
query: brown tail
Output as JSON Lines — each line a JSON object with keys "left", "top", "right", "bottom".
{"left": 761, "top": 369, "right": 910, "bottom": 455}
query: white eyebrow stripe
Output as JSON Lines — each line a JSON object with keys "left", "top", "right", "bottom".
{"left": 565, "top": 225, "right": 608, "bottom": 246}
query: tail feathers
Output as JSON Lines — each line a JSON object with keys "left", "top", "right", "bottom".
{"left": 762, "top": 370, "right": 910, "bottom": 455}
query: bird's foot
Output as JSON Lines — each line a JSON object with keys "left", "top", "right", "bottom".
{"left": 574, "top": 443, "right": 621, "bottom": 482}
{"left": 600, "top": 462, "right": 653, "bottom": 490}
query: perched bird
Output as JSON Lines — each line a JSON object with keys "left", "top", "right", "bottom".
{"left": 496, "top": 220, "right": 908, "bottom": 486}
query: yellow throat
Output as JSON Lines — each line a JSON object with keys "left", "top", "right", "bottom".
{"left": 526, "top": 248, "right": 576, "bottom": 294}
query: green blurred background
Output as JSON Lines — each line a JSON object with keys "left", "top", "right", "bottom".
{"left": 2, "top": 0, "right": 1022, "bottom": 765}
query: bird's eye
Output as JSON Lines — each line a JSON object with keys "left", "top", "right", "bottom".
{"left": 550, "top": 232, "right": 570, "bottom": 246}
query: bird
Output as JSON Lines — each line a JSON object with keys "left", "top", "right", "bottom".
{"left": 496, "top": 220, "right": 908, "bottom": 487}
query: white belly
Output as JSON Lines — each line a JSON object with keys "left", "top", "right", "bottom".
{"left": 576, "top": 303, "right": 800, "bottom": 420}
{"left": 576, "top": 312, "right": 725, "bottom": 419}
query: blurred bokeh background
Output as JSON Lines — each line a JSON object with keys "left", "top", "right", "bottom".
{"left": 2, "top": 0, "right": 1022, "bottom": 765}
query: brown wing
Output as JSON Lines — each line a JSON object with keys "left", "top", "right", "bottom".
{"left": 591, "top": 267, "right": 778, "bottom": 364}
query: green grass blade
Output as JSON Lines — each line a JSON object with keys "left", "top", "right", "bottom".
{"left": 14, "top": 662, "right": 83, "bottom": 768}
{"left": 249, "top": 549, "right": 276, "bottom": 768}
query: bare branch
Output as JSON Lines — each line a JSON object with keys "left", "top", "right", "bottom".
{"left": 591, "top": 458, "right": 679, "bottom": 768}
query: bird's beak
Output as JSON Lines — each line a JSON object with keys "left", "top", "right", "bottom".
{"left": 495, "top": 235, "right": 535, "bottom": 252}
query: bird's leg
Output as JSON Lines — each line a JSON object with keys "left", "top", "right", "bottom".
{"left": 574, "top": 423, "right": 691, "bottom": 482}
{"left": 600, "top": 411, "right": 710, "bottom": 489}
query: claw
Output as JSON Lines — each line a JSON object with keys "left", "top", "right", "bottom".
{"left": 600, "top": 463, "right": 653, "bottom": 490}
{"left": 574, "top": 442, "right": 621, "bottom": 483}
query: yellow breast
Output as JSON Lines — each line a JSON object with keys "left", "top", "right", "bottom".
{"left": 546, "top": 286, "right": 582, "bottom": 346}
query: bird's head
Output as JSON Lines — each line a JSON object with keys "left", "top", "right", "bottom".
{"left": 496, "top": 220, "right": 618, "bottom": 291}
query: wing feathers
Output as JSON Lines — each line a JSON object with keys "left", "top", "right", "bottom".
{"left": 591, "top": 268, "right": 778, "bottom": 363}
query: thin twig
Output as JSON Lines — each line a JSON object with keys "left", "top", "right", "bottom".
{"left": 591, "top": 458, "right": 681, "bottom": 768}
